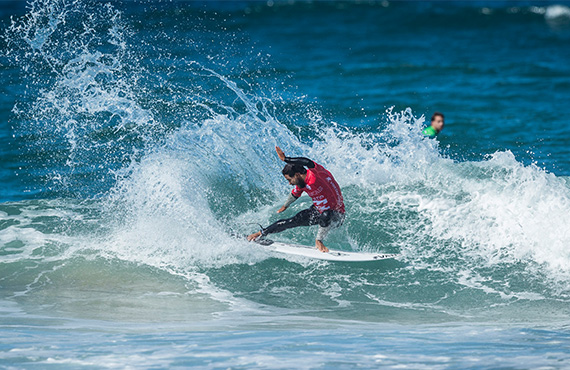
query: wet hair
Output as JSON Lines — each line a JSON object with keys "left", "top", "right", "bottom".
{"left": 282, "top": 164, "right": 306, "bottom": 177}
{"left": 431, "top": 112, "right": 444, "bottom": 122}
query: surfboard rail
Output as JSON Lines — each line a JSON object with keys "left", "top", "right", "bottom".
{"left": 253, "top": 238, "right": 398, "bottom": 262}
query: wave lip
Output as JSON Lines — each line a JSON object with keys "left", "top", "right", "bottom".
{"left": 545, "top": 5, "right": 570, "bottom": 20}
{"left": 545, "top": 4, "right": 570, "bottom": 28}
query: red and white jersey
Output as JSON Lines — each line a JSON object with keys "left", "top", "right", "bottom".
{"left": 291, "top": 161, "right": 345, "bottom": 214}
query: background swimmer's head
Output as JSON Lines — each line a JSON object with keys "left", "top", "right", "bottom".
{"left": 431, "top": 112, "right": 445, "bottom": 133}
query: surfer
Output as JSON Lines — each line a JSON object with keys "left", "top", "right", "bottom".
{"left": 247, "top": 146, "right": 345, "bottom": 253}
{"left": 423, "top": 112, "right": 445, "bottom": 137}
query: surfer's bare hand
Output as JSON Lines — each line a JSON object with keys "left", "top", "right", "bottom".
{"left": 316, "top": 240, "right": 329, "bottom": 253}
{"left": 275, "top": 146, "right": 286, "bottom": 161}
{"left": 277, "top": 206, "right": 287, "bottom": 213}
{"left": 247, "top": 231, "right": 262, "bottom": 241}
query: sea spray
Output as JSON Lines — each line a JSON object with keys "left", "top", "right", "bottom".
{"left": 4, "top": 2, "right": 570, "bottom": 367}
{"left": 300, "top": 105, "right": 570, "bottom": 298}
{"left": 4, "top": 0, "right": 160, "bottom": 197}
{"left": 2, "top": 0, "right": 570, "bottom": 325}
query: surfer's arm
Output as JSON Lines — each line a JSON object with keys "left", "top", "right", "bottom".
{"left": 283, "top": 193, "right": 299, "bottom": 208}
{"left": 277, "top": 193, "right": 299, "bottom": 213}
{"left": 275, "top": 146, "right": 315, "bottom": 168}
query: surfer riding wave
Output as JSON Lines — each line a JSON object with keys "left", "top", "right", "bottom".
{"left": 247, "top": 146, "right": 345, "bottom": 253}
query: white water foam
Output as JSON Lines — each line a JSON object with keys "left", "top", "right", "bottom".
{"left": 545, "top": 5, "right": 570, "bottom": 28}
{"left": 6, "top": 0, "right": 570, "bottom": 311}
{"left": 310, "top": 106, "right": 570, "bottom": 293}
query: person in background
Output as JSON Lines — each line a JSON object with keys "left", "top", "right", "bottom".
{"left": 423, "top": 112, "right": 444, "bottom": 138}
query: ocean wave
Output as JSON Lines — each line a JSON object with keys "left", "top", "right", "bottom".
{"left": 3, "top": 0, "right": 570, "bottom": 324}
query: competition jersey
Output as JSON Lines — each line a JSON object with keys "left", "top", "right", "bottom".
{"left": 291, "top": 161, "right": 345, "bottom": 214}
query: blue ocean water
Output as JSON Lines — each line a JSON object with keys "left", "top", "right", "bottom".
{"left": 2, "top": 0, "right": 570, "bottom": 368}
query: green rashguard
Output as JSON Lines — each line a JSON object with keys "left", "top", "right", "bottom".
{"left": 422, "top": 125, "right": 438, "bottom": 138}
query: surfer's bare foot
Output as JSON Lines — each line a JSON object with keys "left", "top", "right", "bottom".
{"left": 247, "top": 231, "right": 262, "bottom": 241}
{"left": 316, "top": 240, "right": 329, "bottom": 253}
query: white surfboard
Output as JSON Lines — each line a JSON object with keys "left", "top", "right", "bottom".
{"left": 253, "top": 238, "right": 398, "bottom": 262}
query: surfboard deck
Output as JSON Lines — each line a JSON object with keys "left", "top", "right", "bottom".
{"left": 253, "top": 238, "right": 398, "bottom": 262}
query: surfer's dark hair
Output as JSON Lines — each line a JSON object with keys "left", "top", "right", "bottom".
{"left": 282, "top": 164, "right": 306, "bottom": 177}
{"left": 431, "top": 112, "right": 444, "bottom": 122}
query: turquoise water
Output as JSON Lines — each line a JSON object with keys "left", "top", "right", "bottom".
{"left": 2, "top": 0, "right": 570, "bottom": 368}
